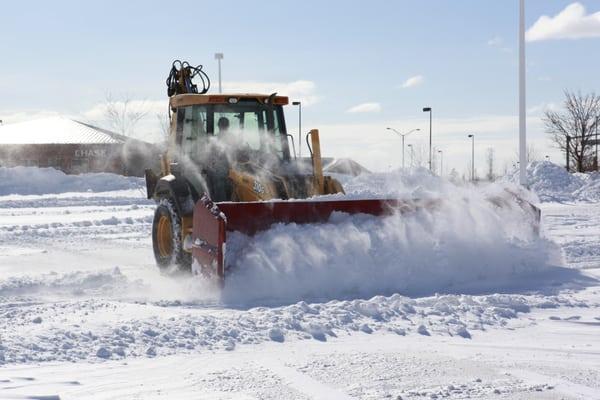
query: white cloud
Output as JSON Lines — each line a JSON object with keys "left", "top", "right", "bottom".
{"left": 526, "top": 2, "right": 600, "bottom": 42}
{"left": 527, "top": 102, "right": 559, "bottom": 116}
{"left": 487, "top": 35, "right": 512, "bottom": 53}
{"left": 222, "top": 80, "right": 319, "bottom": 106}
{"left": 346, "top": 102, "right": 382, "bottom": 113}
{"left": 487, "top": 36, "right": 504, "bottom": 46}
{"left": 401, "top": 75, "right": 424, "bottom": 89}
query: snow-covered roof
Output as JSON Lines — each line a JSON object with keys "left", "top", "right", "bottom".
{"left": 0, "top": 116, "right": 128, "bottom": 145}
{"left": 324, "top": 158, "right": 371, "bottom": 176}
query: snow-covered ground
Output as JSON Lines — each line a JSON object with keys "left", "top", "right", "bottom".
{"left": 0, "top": 165, "right": 599, "bottom": 399}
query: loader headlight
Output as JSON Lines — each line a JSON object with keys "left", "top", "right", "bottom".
{"left": 228, "top": 97, "right": 238, "bottom": 104}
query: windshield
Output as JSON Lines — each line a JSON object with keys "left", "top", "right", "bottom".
{"left": 177, "top": 102, "right": 289, "bottom": 162}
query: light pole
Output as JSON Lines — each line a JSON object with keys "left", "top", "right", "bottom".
{"left": 422, "top": 107, "right": 432, "bottom": 171}
{"left": 292, "top": 101, "right": 302, "bottom": 157}
{"left": 437, "top": 149, "right": 443, "bottom": 176}
{"left": 386, "top": 127, "right": 420, "bottom": 169}
{"left": 518, "top": 0, "right": 527, "bottom": 186}
{"left": 468, "top": 134, "right": 475, "bottom": 181}
{"left": 592, "top": 115, "right": 600, "bottom": 171}
{"left": 214, "top": 53, "right": 224, "bottom": 93}
{"left": 407, "top": 144, "right": 414, "bottom": 168}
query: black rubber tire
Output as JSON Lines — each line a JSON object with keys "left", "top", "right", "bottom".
{"left": 151, "top": 198, "right": 191, "bottom": 272}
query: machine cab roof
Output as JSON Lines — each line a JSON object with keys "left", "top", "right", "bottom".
{"left": 169, "top": 93, "right": 289, "bottom": 109}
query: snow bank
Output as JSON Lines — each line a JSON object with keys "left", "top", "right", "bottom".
{"left": 506, "top": 161, "right": 600, "bottom": 202}
{"left": 0, "top": 269, "right": 585, "bottom": 364}
{"left": 0, "top": 166, "right": 145, "bottom": 195}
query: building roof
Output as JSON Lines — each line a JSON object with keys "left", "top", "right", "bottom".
{"left": 0, "top": 116, "right": 131, "bottom": 145}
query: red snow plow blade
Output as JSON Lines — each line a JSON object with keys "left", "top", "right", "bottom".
{"left": 191, "top": 195, "right": 439, "bottom": 280}
{"left": 191, "top": 193, "right": 541, "bottom": 281}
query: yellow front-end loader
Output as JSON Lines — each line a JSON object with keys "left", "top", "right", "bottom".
{"left": 145, "top": 60, "right": 540, "bottom": 283}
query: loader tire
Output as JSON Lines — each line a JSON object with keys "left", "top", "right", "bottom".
{"left": 152, "top": 197, "right": 191, "bottom": 272}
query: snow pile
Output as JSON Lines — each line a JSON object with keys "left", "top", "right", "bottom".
{"left": 0, "top": 278, "right": 589, "bottom": 364}
{"left": 506, "top": 161, "right": 600, "bottom": 202}
{"left": 0, "top": 166, "right": 145, "bottom": 195}
{"left": 573, "top": 171, "right": 600, "bottom": 202}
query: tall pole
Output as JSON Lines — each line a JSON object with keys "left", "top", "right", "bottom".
{"left": 566, "top": 135, "right": 571, "bottom": 171}
{"left": 472, "top": 137, "right": 475, "bottom": 180}
{"left": 401, "top": 135, "right": 405, "bottom": 169}
{"left": 214, "top": 53, "right": 224, "bottom": 93}
{"left": 423, "top": 107, "right": 432, "bottom": 171}
{"left": 298, "top": 103, "right": 302, "bottom": 157}
{"left": 430, "top": 111, "right": 432, "bottom": 171}
{"left": 387, "top": 127, "right": 420, "bottom": 169}
{"left": 292, "top": 101, "right": 302, "bottom": 157}
{"left": 592, "top": 115, "right": 599, "bottom": 171}
{"left": 438, "top": 150, "right": 443, "bottom": 176}
{"left": 518, "top": 0, "right": 527, "bottom": 185}
{"left": 468, "top": 134, "right": 475, "bottom": 181}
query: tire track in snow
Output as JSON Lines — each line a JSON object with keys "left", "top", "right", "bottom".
{"left": 257, "top": 358, "right": 356, "bottom": 400}
{"left": 509, "top": 369, "right": 600, "bottom": 400}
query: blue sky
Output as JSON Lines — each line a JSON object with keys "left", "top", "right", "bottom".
{"left": 1, "top": 1, "right": 599, "bottom": 174}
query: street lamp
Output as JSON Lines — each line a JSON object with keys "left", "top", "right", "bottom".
{"left": 386, "top": 127, "right": 420, "bottom": 169}
{"left": 214, "top": 53, "right": 224, "bottom": 93}
{"left": 407, "top": 144, "right": 414, "bottom": 168}
{"left": 437, "top": 149, "right": 443, "bottom": 176}
{"left": 468, "top": 134, "right": 475, "bottom": 181}
{"left": 518, "top": 0, "right": 527, "bottom": 186}
{"left": 422, "top": 107, "right": 432, "bottom": 171}
{"left": 592, "top": 115, "right": 600, "bottom": 171}
{"left": 292, "top": 101, "right": 302, "bottom": 157}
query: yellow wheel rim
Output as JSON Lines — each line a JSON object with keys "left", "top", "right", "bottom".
{"left": 157, "top": 214, "right": 173, "bottom": 258}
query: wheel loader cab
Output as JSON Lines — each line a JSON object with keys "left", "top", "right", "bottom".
{"left": 169, "top": 94, "right": 292, "bottom": 202}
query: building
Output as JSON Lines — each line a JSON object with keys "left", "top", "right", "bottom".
{"left": 0, "top": 117, "right": 160, "bottom": 176}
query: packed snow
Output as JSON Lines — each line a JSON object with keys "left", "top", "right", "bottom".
{"left": 0, "top": 163, "right": 599, "bottom": 399}
{"left": 506, "top": 161, "right": 600, "bottom": 203}
{"left": 0, "top": 166, "right": 145, "bottom": 195}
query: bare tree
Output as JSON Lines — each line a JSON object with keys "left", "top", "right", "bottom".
{"left": 431, "top": 146, "right": 439, "bottom": 174}
{"left": 464, "top": 162, "right": 478, "bottom": 182}
{"left": 527, "top": 143, "right": 540, "bottom": 164}
{"left": 485, "top": 147, "right": 495, "bottom": 181}
{"left": 104, "top": 94, "right": 149, "bottom": 138}
{"left": 156, "top": 112, "right": 171, "bottom": 141}
{"left": 448, "top": 168, "right": 459, "bottom": 183}
{"left": 513, "top": 143, "right": 539, "bottom": 166}
{"left": 502, "top": 161, "right": 509, "bottom": 177}
{"left": 544, "top": 90, "right": 600, "bottom": 172}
